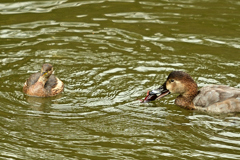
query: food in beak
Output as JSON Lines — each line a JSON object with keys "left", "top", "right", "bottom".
{"left": 139, "top": 86, "right": 170, "bottom": 103}
{"left": 139, "top": 91, "right": 158, "bottom": 103}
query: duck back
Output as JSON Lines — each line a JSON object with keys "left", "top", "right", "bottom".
{"left": 193, "top": 85, "right": 240, "bottom": 113}
{"left": 193, "top": 85, "right": 240, "bottom": 107}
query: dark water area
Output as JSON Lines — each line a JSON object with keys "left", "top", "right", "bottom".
{"left": 0, "top": 0, "right": 240, "bottom": 159}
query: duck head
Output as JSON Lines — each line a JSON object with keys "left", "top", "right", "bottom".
{"left": 141, "top": 71, "right": 198, "bottom": 103}
{"left": 41, "top": 63, "right": 53, "bottom": 78}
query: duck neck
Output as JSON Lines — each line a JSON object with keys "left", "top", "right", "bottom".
{"left": 37, "top": 75, "right": 48, "bottom": 86}
{"left": 175, "top": 81, "right": 198, "bottom": 109}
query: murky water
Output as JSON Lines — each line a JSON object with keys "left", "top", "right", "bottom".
{"left": 0, "top": 0, "right": 240, "bottom": 159}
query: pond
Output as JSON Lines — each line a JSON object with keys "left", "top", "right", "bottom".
{"left": 0, "top": 0, "right": 240, "bottom": 159}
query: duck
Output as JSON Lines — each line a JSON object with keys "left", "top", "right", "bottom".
{"left": 23, "top": 64, "right": 64, "bottom": 97}
{"left": 141, "top": 71, "right": 240, "bottom": 113}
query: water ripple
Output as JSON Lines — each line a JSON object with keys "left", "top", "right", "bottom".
{"left": 0, "top": 0, "right": 240, "bottom": 159}
{"left": 0, "top": 0, "right": 104, "bottom": 14}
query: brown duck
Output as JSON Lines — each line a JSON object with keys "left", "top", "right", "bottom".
{"left": 23, "top": 64, "right": 64, "bottom": 97}
{"left": 141, "top": 71, "right": 240, "bottom": 113}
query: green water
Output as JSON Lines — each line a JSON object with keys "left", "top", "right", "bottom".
{"left": 0, "top": 0, "right": 240, "bottom": 159}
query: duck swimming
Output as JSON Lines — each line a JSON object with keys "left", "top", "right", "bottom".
{"left": 141, "top": 71, "right": 240, "bottom": 113}
{"left": 23, "top": 64, "right": 64, "bottom": 97}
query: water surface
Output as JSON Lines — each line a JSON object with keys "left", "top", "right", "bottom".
{"left": 0, "top": 0, "right": 240, "bottom": 159}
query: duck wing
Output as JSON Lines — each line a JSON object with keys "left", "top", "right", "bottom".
{"left": 44, "top": 75, "right": 58, "bottom": 92}
{"left": 26, "top": 72, "right": 57, "bottom": 90}
{"left": 26, "top": 72, "right": 41, "bottom": 86}
{"left": 193, "top": 85, "right": 240, "bottom": 108}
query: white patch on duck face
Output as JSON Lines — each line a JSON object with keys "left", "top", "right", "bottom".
{"left": 167, "top": 80, "right": 185, "bottom": 94}
{"left": 175, "top": 80, "right": 186, "bottom": 94}
{"left": 166, "top": 82, "right": 172, "bottom": 92}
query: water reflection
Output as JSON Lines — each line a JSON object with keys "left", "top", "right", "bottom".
{"left": 24, "top": 94, "right": 63, "bottom": 112}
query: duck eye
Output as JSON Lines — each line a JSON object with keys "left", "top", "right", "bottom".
{"left": 170, "top": 79, "right": 174, "bottom": 82}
